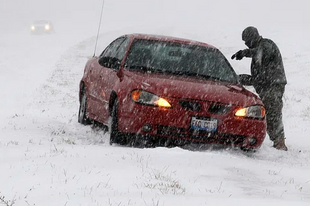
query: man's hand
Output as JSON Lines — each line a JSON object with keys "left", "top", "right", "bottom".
{"left": 238, "top": 74, "right": 253, "bottom": 86}
{"left": 231, "top": 50, "right": 244, "bottom": 60}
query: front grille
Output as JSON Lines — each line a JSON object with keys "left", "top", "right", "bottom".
{"left": 179, "top": 100, "right": 201, "bottom": 111}
{"left": 156, "top": 125, "right": 187, "bottom": 138}
{"left": 189, "top": 133, "right": 245, "bottom": 144}
{"left": 217, "top": 133, "right": 246, "bottom": 144}
{"left": 208, "top": 104, "right": 231, "bottom": 114}
{"left": 156, "top": 124, "right": 246, "bottom": 145}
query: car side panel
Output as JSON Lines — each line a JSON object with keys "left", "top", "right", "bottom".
{"left": 96, "top": 64, "right": 121, "bottom": 124}
{"left": 84, "top": 58, "right": 103, "bottom": 120}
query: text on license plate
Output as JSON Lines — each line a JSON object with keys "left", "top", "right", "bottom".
{"left": 190, "top": 117, "right": 217, "bottom": 132}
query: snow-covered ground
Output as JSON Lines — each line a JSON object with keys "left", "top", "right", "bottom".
{"left": 1, "top": 0, "right": 310, "bottom": 205}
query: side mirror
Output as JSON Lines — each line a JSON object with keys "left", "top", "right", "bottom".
{"left": 238, "top": 74, "right": 253, "bottom": 86}
{"left": 98, "top": 56, "right": 121, "bottom": 70}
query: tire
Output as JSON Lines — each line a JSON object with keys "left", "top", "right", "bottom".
{"left": 110, "top": 99, "right": 119, "bottom": 145}
{"left": 78, "top": 87, "right": 91, "bottom": 125}
{"left": 110, "top": 99, "right": 128, "bottom": 145}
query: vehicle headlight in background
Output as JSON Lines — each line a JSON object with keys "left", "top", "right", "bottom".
{"left": 235, "top": 105, "right": 265, "bottom": 119}
{"left": 45, "top": 24, "right": 50, "bottom": 30}
{"left": 31, "top": 26, "right": 35, "bottom": 31}
{"left": 131, "top": 90, "right": 171, "bottom": 107}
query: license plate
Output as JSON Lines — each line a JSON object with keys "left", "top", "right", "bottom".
{"left": 190, "top": 117, "right": 217, "bottom": 132}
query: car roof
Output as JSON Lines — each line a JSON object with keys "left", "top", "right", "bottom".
{"left": 124, "top": 33, "right": 216, "bottom": 49}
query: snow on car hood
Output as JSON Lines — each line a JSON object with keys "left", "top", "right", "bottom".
{"left": 126, "top": 71, "right": 261, "bottom": 106}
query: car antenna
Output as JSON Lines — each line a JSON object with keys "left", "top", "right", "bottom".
{"left": 93, "top": 0, "right": 105, "bottom": 57}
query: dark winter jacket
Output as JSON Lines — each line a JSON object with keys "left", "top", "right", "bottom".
{"left": 242, "top": 37, "right": 287, "bottom": 94}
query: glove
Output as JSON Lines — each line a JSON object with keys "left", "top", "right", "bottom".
{"left": 231, "top": 50, "right": 244, "bottom": 60}
{"left": 238, "top": 74, "right": 253, "bottom": 86}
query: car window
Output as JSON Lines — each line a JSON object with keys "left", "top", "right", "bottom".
{"left": 125, "top": 39, "right": 238, "bottom": 84}
{"left": 100, "top": 37, "right": 126, "bottom": 59}
{"left": 115, "top": 37, "right": 130, "bottom": 61}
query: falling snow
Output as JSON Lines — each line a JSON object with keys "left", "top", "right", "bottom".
{"left": 1, "top": 0, "right": 310, "bottom": 206}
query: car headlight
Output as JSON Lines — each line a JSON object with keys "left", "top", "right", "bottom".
{"left": 131, "top": 90, "right": 171, "bottom": 107}
{"left": 45, "top": 24, "right": 50, "bottom": 30}
{"left": 31, "top": 26, "right": 35, "bottom": 31}
{"left": 235, "top": 105, "right": 265, "bottom": 119}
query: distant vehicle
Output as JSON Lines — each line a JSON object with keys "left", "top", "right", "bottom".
{"left": 30, "top": 20, "right": 54, "bottom": 35}
{"left": 78, "top": 33, "right": 267, "bottom": 151}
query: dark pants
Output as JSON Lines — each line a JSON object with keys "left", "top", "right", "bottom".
{"left": 255, "top": 84, "right": 285, "bottom": 142}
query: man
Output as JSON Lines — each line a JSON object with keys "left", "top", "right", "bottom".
{"left": 231, "top": 26, "right": 288, "bottom": 151}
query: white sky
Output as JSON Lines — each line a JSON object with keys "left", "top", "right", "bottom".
{"left": 1, "top": 0, "right": 310, "bottom": 205}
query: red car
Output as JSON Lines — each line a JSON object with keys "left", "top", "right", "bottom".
{"left": 78, "top": 34, "right": 266, "bottom": 150}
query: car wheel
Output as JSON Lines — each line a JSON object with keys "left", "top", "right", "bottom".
{"left": 78, "top": 87, "right": 91, "bottom": 125}
{"left": 110, "top": 99, "right": 127, "bottom": 145}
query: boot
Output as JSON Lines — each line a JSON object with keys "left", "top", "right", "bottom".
{"left": 273, "top": 137, "right": 288, "bottom": 151}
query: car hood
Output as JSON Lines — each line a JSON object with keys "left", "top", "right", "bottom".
{"left": 125, "top": 71, "right": 261, "bottom": 106}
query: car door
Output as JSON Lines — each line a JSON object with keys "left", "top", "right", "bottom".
{"left": 86, "top": 44, "right": 114, "bottom": 120}
{"left": 90, "top": 37, "right": 130, "bottom": 124}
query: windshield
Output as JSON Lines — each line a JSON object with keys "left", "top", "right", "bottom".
{"left": 125, "top": 39, "right": 238, "bottom": 84}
